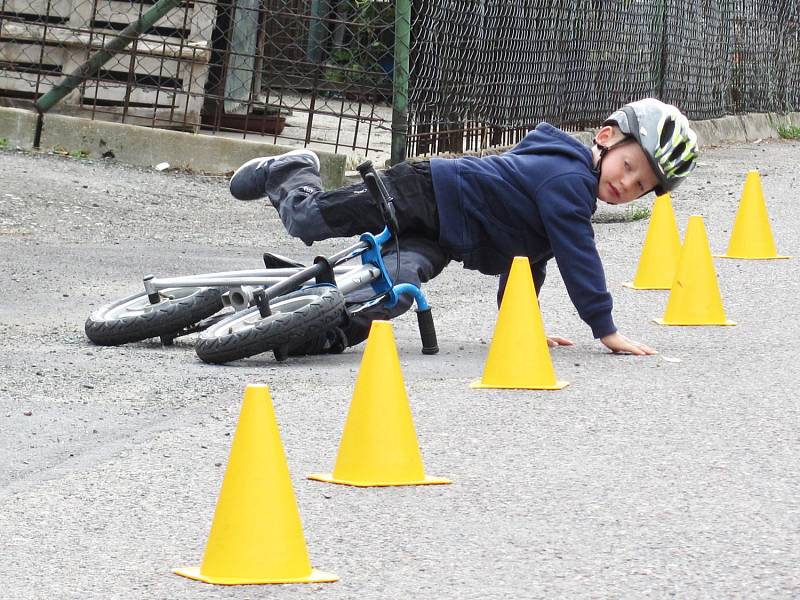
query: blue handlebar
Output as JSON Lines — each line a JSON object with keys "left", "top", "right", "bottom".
{"left": 358, "top": 227, "right": 429, "bottom": 311}
{"left": 359, "top": 227, "right": 393, "bottom": 296}
{"left": 387, "top": 284, "right": 430, "bottom": 310}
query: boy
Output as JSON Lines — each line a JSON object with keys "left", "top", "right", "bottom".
{"left": 230, "top": 98, "right": 699, "bottom": 356}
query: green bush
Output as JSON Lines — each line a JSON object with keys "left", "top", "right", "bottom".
{"left": 625, "top": 205, "right": 652, "bottom": 221}
{"left": 777, "top": 124, "right": 800, "bottom": 140}
{"left": 322, "top": 0, "right": 393, "bottom": 97}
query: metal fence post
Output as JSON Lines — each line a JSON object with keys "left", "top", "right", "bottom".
{"left": 307, "top": 0, "right": 331, "bottom": 64}
{"left": 657, "top": 0, "right": 667, "bottom": 99}
{"left": 391, "top": 0, "right": 411, "bottom": 165}
{"left": 224, "top": 0, "right": 262, "bottom": 114}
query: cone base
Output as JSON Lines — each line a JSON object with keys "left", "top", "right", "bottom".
{"left": 653, "top": 317, "right": 736, "bottom": 327}
{"left": 470, "top": 378, "right": 569, "bottom": 390}
{"left": 715, "top": 253, "right": 790, "bottom": 260}
{"left": 173, "top": 566, "right": 339, "bottom": 585}
{"left": 308, "top": 473, "right": 451, "bottom": 487}
{"left": 623, "top": 281, "right": 671, "bottom": 290}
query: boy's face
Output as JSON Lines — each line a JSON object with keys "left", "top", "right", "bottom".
{"left": 594, "top": 126, "right": 660, "bottom": 205}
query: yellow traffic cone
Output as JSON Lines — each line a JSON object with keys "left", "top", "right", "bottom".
{"left": 471, "top": 256, "right": 568, "bottom": 390}
{"left": 174, "top": 384, "right": 338, "bottom": 585}
{"left": 718, "top": 170, "right": 789, "bottom": 259}
{"left": 623, "top": 193, "right": 682, "bottom": 289}
{"left": 654, "top": 215, "right": 736, "bottom": 326}
{"left": 308, "top": 321, "right": 450, "bottom": 487}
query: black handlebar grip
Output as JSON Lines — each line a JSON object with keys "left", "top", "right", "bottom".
{"left": 416, "top": 308, "right": 439, "bottom": 355}
{"left": 362, "top": 173, "right": 386, "bottom": 210}
{"left": 356, "top": 161, "right": 382, "bottom": 204}
{"left": 356, "top": 162, "right": 385, "bottom": 205}
{"left": 356, "top": 160, "right": 374, "bottom": 177}
{"left": 356, "top": 160, "right": 400, "bottom": 234}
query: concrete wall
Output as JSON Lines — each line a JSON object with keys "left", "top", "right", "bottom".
{"left": 37, "top": 113, "right": 346, "bottom": 188}
{"left": 2, "top": 107, "right": 800, "bottom": 182}
{"left": 0, "top": 107, "right": 37, "bottom": 150}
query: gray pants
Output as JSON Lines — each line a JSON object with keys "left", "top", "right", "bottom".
{"left": 264, "top": 159, "right": 450, "bottom": 346}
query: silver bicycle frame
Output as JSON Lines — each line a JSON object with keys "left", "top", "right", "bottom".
{"left": 144, "top": 266, "right": 362, "bottom": 290}
{"left": 141, "top": 240, "right": 383, "bottom": 309}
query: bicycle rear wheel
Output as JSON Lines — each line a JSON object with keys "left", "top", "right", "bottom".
{"left": 195, "top": 286, "right": 346, "bottom": 364}
{"left": 85, "top": 287, "right": 224, "bottom": 346}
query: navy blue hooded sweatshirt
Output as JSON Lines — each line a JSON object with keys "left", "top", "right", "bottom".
{"left": 429, "top": 122, "right": 616, "bottom": 339}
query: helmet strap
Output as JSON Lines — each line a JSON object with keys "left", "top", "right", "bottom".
{"left": 592, "top": 135, "right": 633, "bottom": 176}
{"left": 592, "top": 138, "right": 614, "bottom": 176}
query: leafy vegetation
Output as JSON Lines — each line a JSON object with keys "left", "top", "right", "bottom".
{"left": 777, "top": 124, "right": 800, "bottom": 140}
{"left": 592, "top": 204, "right": 652, "bottom": 224}
{"left": 323, "top": 0, "right": 393, "bottom": 98}
{"left": 0, "top": 138, "right": 8, "bottom": 149}
{"left": 624, "top": 205, "right": 652, "bottom": 221}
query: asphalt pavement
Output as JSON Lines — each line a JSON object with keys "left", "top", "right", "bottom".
{"left": 1, "top": 139, "right": 799, "bottom": 599}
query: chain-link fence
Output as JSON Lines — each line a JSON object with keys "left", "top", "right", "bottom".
{"left": 407, "top": 0, "right": 800, "bottom": 156}
{"left": 0, "top": 0, "right": 397, "bottom": 156}
{"left": 1, "top": 0, "right": 800, "bottom": 161}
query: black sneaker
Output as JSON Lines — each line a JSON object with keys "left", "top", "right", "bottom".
{"left": 288, "top": 327, "right": 348, "bottom": 356}
{"left": 229, "top": 149, "right": 320, "bottom": 201}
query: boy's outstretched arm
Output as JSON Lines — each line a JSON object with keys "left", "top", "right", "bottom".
{"left": 600, "top": 332, "right": 657, "bottom": 356}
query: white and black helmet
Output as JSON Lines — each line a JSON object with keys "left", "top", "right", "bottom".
{"left": 604, "top": 98, "right": 699, "bottom": 194}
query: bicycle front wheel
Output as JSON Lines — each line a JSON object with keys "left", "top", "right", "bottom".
{"left": 195, "top": 286, "right": 346, "bottom": 364}
{"left": 85, "top": 287, "right": 224, "bottom": 346}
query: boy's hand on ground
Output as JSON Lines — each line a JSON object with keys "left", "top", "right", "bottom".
{"left": 600, "top": 332, "right": 657, "bottom": 356}
{"left": 546, "top": 335, "right": 574, "bottom": 347}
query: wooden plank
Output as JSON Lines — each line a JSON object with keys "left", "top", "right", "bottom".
{"left": 0, "top": 41, "right": 63, "bottom": 66}
{"left": 0, "top": 0, "right": 72, "bottom": 19}
{"left": 1, "top": 22, "right": 87, "bottom": 48}
{"left": 10, "top": 99, "right": 201, "bottom": 130}
{"left": 126, "top": 105, "right": 199, "bottom": 123}
{"left": 66, "top": 0, "right": 95, "bottom": 33}
{"left": 0, "top": 63, "right": 202, "bottom": 107}
{"left": 0, "top": 85, "right": 203, "bottom": 130}
{"left": 0, "top": 70, "right": 59, "bottom": 94}
{"left": 59, "top": 48, "right": 209, "bottom": 88}
{"left": 91, "top": 0, "right": 195, "bottom": 35}
{"left": 1, "top": 22, "right": 211, "bottom": 61}
{"left": 179, "top": 55, "right": 209, "bottom": 97}
{"left": 94, "top": 51, "right": 184, "bottom": 80}
{"left": 81, "top": 80, "right": 192, "bottom": 106}
{"left": 81, "top": 107, "right": 201, "bottom": 130}
{"left": 80, "top": 80, "right": 205, "bottom": 115}
{"left": 187, "top": 0, "right": 215, "bottom": 43}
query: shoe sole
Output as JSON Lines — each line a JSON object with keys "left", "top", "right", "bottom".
{"left": 232, "top": 148, "right": 320, "bottom": 181}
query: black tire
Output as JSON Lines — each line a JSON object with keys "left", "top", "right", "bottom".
{"left": 85, "top": 287, "right": 224, "bottom": 346}
{"left": 195, "top": 286, "right": 346, "bottom": 364}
